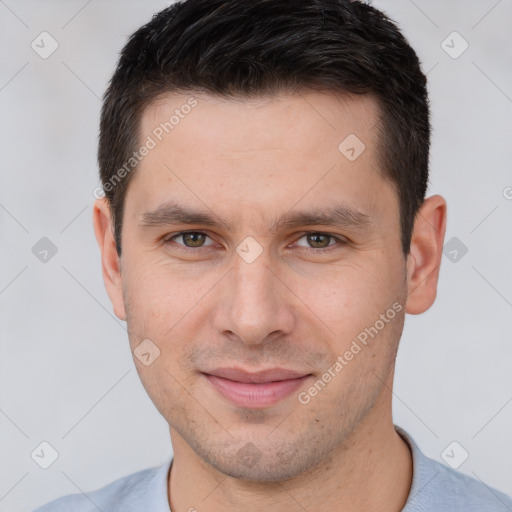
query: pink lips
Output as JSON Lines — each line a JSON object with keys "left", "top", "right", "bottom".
{"left": 203, "top": 367, "right": 312, "bottom": 408}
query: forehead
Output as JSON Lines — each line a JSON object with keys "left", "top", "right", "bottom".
{"left": 125, "top": 89, "right": 396, "bottom": 233}
{"left": 142, "top": 89, "right": 381, "bottom": 157}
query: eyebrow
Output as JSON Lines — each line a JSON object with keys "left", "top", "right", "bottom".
{"left": 138, "top": 200, "right": 375, "bottom": 233}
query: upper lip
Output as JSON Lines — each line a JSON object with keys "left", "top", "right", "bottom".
{"left": 203, "top": 367, "right": 311, "bottom": 384}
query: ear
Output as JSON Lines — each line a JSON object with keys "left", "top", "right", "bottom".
{"left": 405, "top": 194, "right": 447, "bottom": 315}
{"left": 92, "top": 198, "right": 127, "bottom": 321}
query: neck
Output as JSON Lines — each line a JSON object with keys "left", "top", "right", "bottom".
{"left": 168, "top": 385, "right": 412, "bottom": 512}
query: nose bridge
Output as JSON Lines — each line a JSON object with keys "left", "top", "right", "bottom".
{"left": 218, "top": 249, "right": 294, "bottom": 344}
{"left": 233, "top": 251, "right": 273, "bottom": 304}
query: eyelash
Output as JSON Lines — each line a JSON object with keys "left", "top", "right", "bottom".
{"left": 163, "top": 231, "right": 347, "bottom": 254}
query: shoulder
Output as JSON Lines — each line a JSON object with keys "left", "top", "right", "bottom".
{"left": 423, "top": 457, "right": 512, "bottom": 510}
{"left": 397, "top": 426, "right": 512, "bottom": 512}
{"left": 32, "top": 462, "right": 170, "bottom": 512}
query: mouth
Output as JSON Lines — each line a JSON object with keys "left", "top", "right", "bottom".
{"left": 201, "top": 367, "right": 313, "bottom": 408}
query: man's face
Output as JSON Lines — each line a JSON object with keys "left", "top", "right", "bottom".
{"left": 111, "top": 90, "right": 409, "bottom": 481}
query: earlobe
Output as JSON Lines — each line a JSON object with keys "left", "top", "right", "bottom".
{"left": 92, "top": 198, "right": 127, "bottom": 321}
{"left": 405, "top": 195, "right": 447, "bottom": 315}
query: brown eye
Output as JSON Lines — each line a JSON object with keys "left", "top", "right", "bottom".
{"left": 293, "top": 232, "right": 346, "bottom": 252}
{"left": 181, "top": 232, "right": 206, "bottom": 247}
{"left": 306, "top": 233, "right": 332, "bottom": 248}
{"left": 167, "top": 231, "right": 214, "bottom": 248}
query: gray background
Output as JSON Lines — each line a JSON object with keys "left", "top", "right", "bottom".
{"left": 1, "top": 1, "right": 511, "bottom": 511}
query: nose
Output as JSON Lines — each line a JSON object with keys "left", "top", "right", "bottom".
{"left": 212, "top": 249, "right": 296, "bottom": 346}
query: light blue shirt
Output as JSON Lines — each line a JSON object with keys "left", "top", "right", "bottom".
{"left": 33, "top": 426, "right": 512, "bottom": 511}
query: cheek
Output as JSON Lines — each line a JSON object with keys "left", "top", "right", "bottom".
{"left": 293, "top": 257, "right": 402, "bottom": 339}
{"left": 123, "top": 261, "right": 202, "bottom": 413}
{"left": 122, "top": 255, "right": 217, "bottom": 345}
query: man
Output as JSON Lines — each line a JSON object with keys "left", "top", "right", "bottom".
{"left": 34, "top": 0, "right": 512, "bottom": 511}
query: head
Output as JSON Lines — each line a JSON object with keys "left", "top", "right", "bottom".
{"left": 93, "top": 0, "right": 446, "bottom": 482}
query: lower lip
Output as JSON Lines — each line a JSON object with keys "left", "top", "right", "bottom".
{"left": 204, "top": 374, "right": 312, "bottom": 408}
